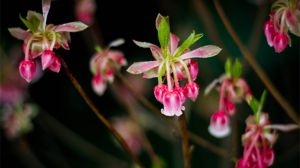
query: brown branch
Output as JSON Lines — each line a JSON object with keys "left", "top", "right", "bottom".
{"left": 213, "top": 0, "right": 300, "bottom": 125}
{"left": 179, "top": 114, "right": 191, "bottom": 168}
{"left": 116, "top": 72, "right": 231, "bottom": 160}
{"left": 59, "top": 56, "right": 144, "bottom": 168}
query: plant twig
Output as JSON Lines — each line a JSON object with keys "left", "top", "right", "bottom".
{"left": 179, "top": 114, "right": 191, "bottom": 168}
{"left": 213, "top": 0, "right": 300, "bottom": 125}
{"left": 58, "top": 56, "right": 144, "bottom": 168}
{"left": 116, "top": 72, "right": 231, "bottom": 160}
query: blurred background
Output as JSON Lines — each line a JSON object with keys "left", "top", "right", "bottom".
{"left": 1, "top": 0, "right": 299, "bottom": 167}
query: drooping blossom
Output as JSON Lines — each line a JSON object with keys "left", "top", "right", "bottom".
{"left": 236, "top": 93, "right": 298, "bottom": 168}
{"left": 264, "top": 0, "right": 300, "bottom": 53}
{"left": 127, "top": 14, "right": 221, "bottom": 117}
{"left": 90, "top": 39, "right": 127, "bottom": 95}
{"left": 75, "top": 0, "right": 96, "bottom": 25}
{"left": 206, "top": 59, "right": 251, "bottom": 138}
{"left": 8, "top": 0, "right": 88, "bottom": 82}
{"left": 112, "top": 117, "right": 143, "bottom": 155}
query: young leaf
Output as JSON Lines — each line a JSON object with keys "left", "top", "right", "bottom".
{"left": 19, "top": 15, "right": 34, "bottom": 32}
{"left": 157, "top": 15, "right": 170, "bottom": 50}
{"left": 247, "top": 95, "right": 260, "bottom": 115}
{"left": 225, "top": 58, "right": 231, "bottom": 78}
{"left": 258, "top": 90, "right": 267, "bottom": 114}
{"left": 95, "top": 45, "right": 103, "bottom": 52}
{"left": 173, "top": 32, "right": 203, "bottom": 57}
{"left": 232, "top": 59, "right": 242, "bottom": 79}
{"left": 26, "top": 11, "right": 42, "bottom": 32}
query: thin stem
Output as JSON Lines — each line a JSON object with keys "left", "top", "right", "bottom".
{"left": 50, "top": 31, "right": 56, "bottom": 50}
{"left": 166, "top": 59, "right": 172, "bottom": 91}
{"left": 25, "top": 36, "right": 34, "bottom": 60}
{"left": 58, "top": 56, "right": 144, "bottom": 168}
{"left": 179, "top": 114, "right": 191, "bottom": 168}
{"left": 171, "top": 63, "right": 179, "bottom": 88}
{"left": 177, "top": 59, "right": 192, "bottom": 83}
{"left": 116, "top": 72, "right": 232, "bottom": 161}
{"left": 213, "top": 0, "right": 300, "bottom": 125}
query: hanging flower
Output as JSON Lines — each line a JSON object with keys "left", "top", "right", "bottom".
{"left": 127, "top": 14, "right": 221, "bottom": 117}
{"left": 90, "top": 39, "right": 127, "bottom": 95}
{"left": 236, "top": 92, "right": 299, "bottom": 168}
{"left": 206, "top": 59, "right": 251, "bottom": 138}
{"left": 264, "top": 0, "right": 300, "bottom": 53}
{"left": 8, "top": 0, "right": 88, "bottom": 82}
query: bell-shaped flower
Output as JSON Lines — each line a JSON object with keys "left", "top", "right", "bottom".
{"left": 273, "top": 32, "right": 289, "bottom": 53}
{"left": 183, "top": 82, "right": 199, "bottom": 101}
{"left": 91, "top": 73, "right": 107, "bottom": 96}
{"left": 208, "top": 111, "right": 230, "bottom": 138}
{"left": 161, "top": 89, "right": 184, "bottom": 116}
{"left": 154, "top": 84, "right": 167, "bottom": 103}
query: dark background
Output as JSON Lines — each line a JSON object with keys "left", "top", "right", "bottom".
{"left": 1, "top": 0, "right": 299, "bottom": 167}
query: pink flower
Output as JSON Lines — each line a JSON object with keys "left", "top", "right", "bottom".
{"left": 264, "top": 19, "right": 276, "bottom": 47}
{"left": 8, "top": 0, "right": 88, "bottom": 82}
{"left": 91, "top": 73, "right": 107, "bottom": 96}
{"left": 161, "top": 89, "right": 184, "bottom": 116}
{"left": 19, "top": 60, "right": 37, "bottom": 83}
{"left": 41, "top": 50, "right": 55, "bottom": 70}
{"left": 208, "top": 111, "right": 230, "bottom": 138}
{"left": 273, "top": 32, "right": 289, "bottom": 53}
{"left": 89, "top": 39, "right": 126, "bottom": 96}
{"left": 127, "top": 14, "right": 221, "bottom": 117}
{"left": 263, "top": 0, "right": 300, "bottom": 53}
{"left": 112, "top": 117, "right": 143, "bottom": 155}
{"left": 183, "top": 82, "right": 199, "bottom": 101}
{"left": 154, "top": 84, "right": 167, "bottom": 102}
{"left": 75, "top": 0, "right": 96, "bottom": 25}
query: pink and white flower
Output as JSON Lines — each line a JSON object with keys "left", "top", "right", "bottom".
{"left": 89, "top": 39, "right": 127, "bottom": 96}
{"left": 208, "top": 111, "right": 230, "bottom": 138}
{"left": 263, "top": 0, "right": 300, "bottom": 53}
{"left": 127, "top": 14, "right": 221, "bottom": 117}
{"left": 8, "top": 0, "right": 88, "bottom": 82}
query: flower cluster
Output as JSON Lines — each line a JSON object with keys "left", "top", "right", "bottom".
{"left": 75, "top": 0, "right": 96, "bottom": 25}
{"left": 206, "top": 59, "right": 252, "bottom": 138}
{"left": 264, "top": 0, "right": 300, "bottom": 53}
{"left": 127, "top": 14, "right": 221, "bottom": 117}
{"left": 90, "top": 39, "right": 127, "bottom": 95}
{"left": 8, "top": 0, "right": 88, "bottom": 82}
{"left": 236, "top": 93, "right": 298, "bottom": 168}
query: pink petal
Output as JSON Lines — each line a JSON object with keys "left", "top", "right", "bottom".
{"left": 54, "top": 22, "right": 88, "bottom": 32}
{"left": 8, "top": 28, "right": 30, "bottom": 40}
{"left": 161, "top": 90, "right": 183, "bottom": 117}
{"left": 42, "top": 0, "right": 51, "bottom": 19}
{"left": 169, "top": 33, "right": 179, "bottom": 55}
{"left": 273, "top": 32, "right": 289, "bottom": 53}
{"left": 49, "top": 56, "right": 61, "bottom": 73}
{"left": 41, "top": 50, "right": 55, "bottom": 70}
{"left": 142, "top": 68, "right": 158, "bottom": 79}
{"left": 180, "top": 45, "right": 222, "bottom": 60}
{"left": 127, "top": 61, "right": 160, "bottom": 74}
{"left": 91, "top": 73, "right": 107, "bottom": 95}
{"left": 150, "top": 46, "right": 163, "bottom": 60}
{"left": 264, "top": 19, "right": 276, "bottom": 47}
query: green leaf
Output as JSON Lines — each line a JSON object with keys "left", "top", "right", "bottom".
{"left": 26, "top": 11, "right": 43, "bottom": 31}
{"left": 19, "top": 14, "right": 34, "bottom": 32}
{"left": 248, "top": 96, "right": 260, "bottom": 115}
{"left": 158, "top": 63, "right": 166, "bottom": 81}
{"left": 258, "top": 90, "right": 267, "bottom": 114}
{"left": 173, "top": 32, "right": 203, "bottom": 57}
{"left": 95, "top": 45, "right": 103, "bottom": 52}
{"left": 157, "top": 15, "right": 170, "bottom": 50}
{"left": 232, "top": 59, "right": 242, "bottom": 79}
{"left": 225, "top": 58, "right": 232, "bottom": 78}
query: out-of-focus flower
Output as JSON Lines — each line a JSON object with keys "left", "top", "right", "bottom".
{"left": 127, "top": 14, "right": 221, "bottom": 117}
{"left": 236, "top": 92, "right": 299, "bottom": 168}
{"left": 1, "top": 103, "right": 38, "bottom": 139}
{"left": 75, "top": 0, "right": 96, "bottom": 25}
{"left": 8, "top": 0, "right": 88, "bottom": 82}
{"left": 206, "top": 59, "right": 251, "bottom": 138}
{"left": 90, "top": 39, "right": 127, "bottom": 95}
{"left": 263, "top": 0, "right": 300, "bottom": 53}
{"left": 208, "top": 111, "right": 230, "bottom": 138}
{"left": 112, "top": 117, "right": 143, "bottom": 155}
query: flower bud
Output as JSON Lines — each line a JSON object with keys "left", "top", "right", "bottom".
{"left": 264, "top": 19, "right": 276, "bottom": 47}
{"left": 41, "top": 50, "right": 55, "bottom": 70}
{"left": 19, "top": 60, "right": 37, "bottom": 83}
{"left": 154, "top": 84, "right": 167, "bottom": 102}
{"left": 189, "top": 60, "right": 198, "bottom": 81}
{"left": 49, "top": 56, "right": 61, "bottom": 73}
{"left": 161, "top": 89, "right": 184, "bottom": 116}
{"left": 273, "top": 33, "right": 289, "bottom": 53}
{"left": 184, "top": 82, "right": 199, "bottom": 101}
{"left": 91, "top": 73, "right": 107, "bottom": 95}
